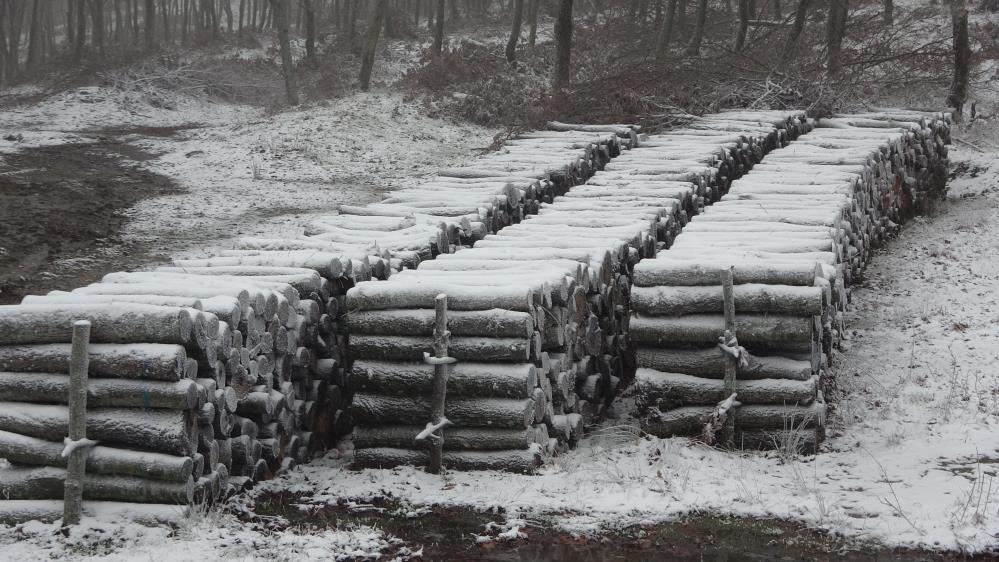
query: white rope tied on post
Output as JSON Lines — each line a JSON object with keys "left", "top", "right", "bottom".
{"left": 717, "top": 331, "right": 750, "bottom": 369}
{"left": 61, "top": 437, "right": 98, "bottom": 459}
{"left": 422, "top": 353, "right": 457, "bottom": 365}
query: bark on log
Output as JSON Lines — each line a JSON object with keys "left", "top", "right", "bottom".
{"left": 0, "top": 372, "right": 201, "bottom": 409}
{"left": 349, "top": 360, "right": 538, "bottom": 398}
{"left": 635, "top": 346, "right": 813, "bottom": 380}
{"left": 0, "top": 343, "right": 189, "bottom": 381}
{"left": 348, "top": 334, "right": 536, "bottom": 363}
{"left": 634, "top": 260, "right": 820, "bottom": 286}
{"left": 0, "top": 402, "right": 196, "bottom": 455}
{"left": 634, "top": 369, "right": 817, "bottom": 408}
{"left": 640, "top": 402, "right": 824, "bottom": 436}
{"left": 347, "top": 283, "right": 536, "bottom": 312}
{"left": 630, "top": 313, "right": 815, "bottom": 351}
{"left": 351, "top": 392, "right": 536, "bottom": 428}
{"left": 0, "top": 430, "right": 193, "bottom": 482}
{"left": 0, "top": 500, "right": 189, "bottom": 525}
{"left": 631, "top": 284, "right": 823, "bottom": 316}
{"left": 0, "top": 304, "right": 193, "bottom": 346}
{"left": 353, "top": 424, "right": 542, "bottom": 450}
{"left": 346, "top": 308, "right": 533, "bottom": 338}
{"left": 352, "top": 446, "right": 542, "bottom": 473}
{"left": 0, "top": 466, "right": 194, "bottom": 504}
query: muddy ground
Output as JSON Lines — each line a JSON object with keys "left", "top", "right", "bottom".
{"left": 0, "top": 137, "right": 181, "bottom": 304}
{"left": 249, "top": 492, "right": 988, "bottom": 561}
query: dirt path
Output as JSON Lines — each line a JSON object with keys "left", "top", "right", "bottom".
{"left": 0, "top": 138, "right": 181, "bottom": 304}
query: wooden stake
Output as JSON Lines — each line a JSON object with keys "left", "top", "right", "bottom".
{"left": 721, "top": 268, "right": 737, "bottom": 447}
{"left": 63, "top": 320, "right": 91, "bottom": 526}
{"left": 414, "top": 294, "right": 451, "bottom": 474}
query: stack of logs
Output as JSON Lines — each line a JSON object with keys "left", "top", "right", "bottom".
{"left": 631, "top": 109, "right": 951, "bottom": 452}
{"left": 0, "top": 123, "right": 634, "bottom": 517}
{"left": 346, "top": 110, "right": 811, "bottom": 472}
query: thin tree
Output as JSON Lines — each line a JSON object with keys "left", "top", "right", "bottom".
{"left": 91, "top": 0, "right": 105, "bottom": 60}
{"left": 359, "top": 0, "right": 388, "bottom": 91}
{"left": 304, "top": 0, "right": 316, "bottom": 64}
{"left": 527, "top": 0, "right": 539, "bottom": 47}
{"left": 947, "top": 0, "right": 971, "bottom": 118}
{"left": 145, "top": 0, "right": 156, "bottom": 49}
{"left": 74, "top": 0, "right": 87, "bottom": 62}
{"left": 686, "top": 0, "right": 707, "bottom": 55}
{"left": 26, "top": 0, "right": 43, "bottom": 70}
{"left": 432, "top": 0, "right": 444, "bottom": 55}
{"left": 826, "top": 0, "right": 847, "bottom": 76}
{"left": 506, "top": 0, "right": 524, "bottom": 63}
{"left": 553, "top": 0, "right": 573, "bottom": 92}
{"left": 780, "top": 0, "right": 810, "bottom": 64}
{"left": 655, "top": 0, "right": 677, "bottom": 59}
{"left": 270, "top": 0, "right": 300, "bottom": 104}
{"left": 735, "top": 0, "right": 749, "bottom": 51}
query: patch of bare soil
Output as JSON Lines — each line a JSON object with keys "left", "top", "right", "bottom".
{"left": 0, "top": 137, "right": 182, "bottom": 304}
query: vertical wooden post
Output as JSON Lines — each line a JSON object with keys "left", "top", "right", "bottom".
{"left": 63, "top": 320, "right": 91, "bottom": 526}
{"left": 427, "top": 293, "right": 450, "bottom": 474}
{"left": 721, "top": 268, "right": 737, "bottom": 448}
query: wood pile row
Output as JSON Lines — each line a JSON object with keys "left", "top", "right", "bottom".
{"left": 631, "top": 109, "right": 951, "bottom": 452}
{"left": 346, "top": 111, "right": 810, "bottom": 473}
{"left": 0, "top": 124, "right": 634, "bottom": 515}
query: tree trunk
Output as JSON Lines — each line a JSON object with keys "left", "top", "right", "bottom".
{"left": 0, "top": 304, "right": 194, "bottom": 347}
{"left": 353, "top": 446, "right": 541, "bottom": 473}
{"left": 0, "top": 372, "right": 201, "bottom": 410}
{"left": 630, "top": 313, "right": 816, "bottom": 351}
{"left": 780, "top": 0, "right": 810, "bottom": 64}
{"left": 359, "top": 0, "right": 387, "bottom": 91}
{"left": 552, "top": 0, "right": 573, "bottom": 91}
{"left": 883, "top": 0, "right": 892, "bottom": 25}
{"left": 74, "top": 0, "right": 88, "bottom": 62}
{"left": 432, "top": 0, "right": 444, "bottom": 55}
{"left": 635, "top": 369, "right": 817, "bottom": 409}
{"left": 25, "top": 0, "right": 43, "bottom": 70}
{"left": 347, "top": 308, "right": 533, "bottom": 338}
{"left": 0, "top": 466, "right": 194, "bottom": 504}
{"left": 635, "top": 346, "right": 814, "bottom": 380}
{"left": 348, "top": 334, "right": 538, "bottom": 363}
{"left": 631, "top": 284, "right": 824, "bottom": 316}
{"left": 506, "top": 0, "right": 524, "bottom": 63}
{"left": 145, "top": 0, "right": 156, "bottom": 48}
{"left": 634, "top": 260, "right": 820, "bottom": 287}
{"left": 947, "top": 0, "right": 970, "bottom": 118}
{"left": 303, "top": 0, "right": 316, "bottom": 63}
{"left": 735, "top": 0, "right": 749, "bottom": 51}
{"left": 269, "top": 0, "right": 300, "bottom": 104}
{"left": 527, "top": 0, "right": 539, "bottom": 46}
{"left": 655, "top": 0, "right": 678, "bottom": 59}
{"left": 826, "top": 0, "right": 847, "bottom": 76}
{"left": 686, "top": 0, "right": 707, "bottom": 55}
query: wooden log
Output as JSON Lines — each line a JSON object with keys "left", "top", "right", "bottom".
{"left": 631, "top": 283, "right": 823, "bottom": 316}
{"left": 352, "top": 446, "right": 542, "bottom": 473}
{"left": 629, "top": 314, "right": 815, "bottom": 351}
{"left": 348, "top": 334, "right": 537, "bottom": 363}
{"left": 641, "top": 402, "right": 824, "bottom": 436}
{"left": 0, "top": 430, "right": 193, "bottom": 482}
{"left": 0, "top": 402, "right": 196, "bottom": 455}
{"left": 0, "top": 343, "right": 190, "bottom": 381}
{"left": 351, "top": 392, "right": 536, "bottom": 429}
{"left": 0, "top": 373, "right": 201, "bottom": 409}
{"left": 173, "top": 254, "right": 346, "bottom": 280}
{"left": 633, "top": 260, "right": 820, "bottom": 287}
{"left": 349, "top": 360, "right": 538, "bottom": 399}
{"left": 0, "top": 466, "right": 194, "bottom": 504}
{"left": 0, "top": 500, "right": 190, "bottom": 526}
{"left": 352, "top": 425, "right": 542, "bottom": 450}
{"left": 0, "top": 304, "right": 194, "bottom": 346}
{"left": 634, "top": 369, "right": 817, "bottom": 408}
{"left": 634, "top": 346, "right": 813, "bottom": 380}
{"left": 346, "top": 308, "right": 533, "bottom": 338}
{"left": 347, "top": 283, "right": 536, "bottom": 312}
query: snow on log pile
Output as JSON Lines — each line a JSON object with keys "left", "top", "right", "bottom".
{"left": 345, "top": 110, "right": 810, "bottom": 473}
{"left": 0, "top": 124, "right": 634, "bottom": 518}
{"left": 631, "top": 109, "right": 951, "bottom": 452}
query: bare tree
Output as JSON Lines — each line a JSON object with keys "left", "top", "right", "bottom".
{"left": 947, "top": 0, "right": 971, "bottom": 118}
{"left": 527, "top": 0, "right": 539, "bottom": 47}
{"left": 74, "top": 0, "right": 87, "bottom": 62}
{"left": 735, "top": 0, "right": 749, "bottom": 51}
{"left": 780, "top": 0, "right": 810, "bottom": 64}
{"left": 145, "top": 0, "right": 156, "bottom": 49}
{"left": 655, "top": 0, "right": 677, "bottom": 59}
{"left": 26, "top": 0, "right": 43, "bottom": 70}
{"left": 91, "top": 0, "right": 106, "bottom": 60}
{"left": 553, "top": 0, "right": 573, "bottom": 92}
{"left": 432, "top": 0, "right": 444, "bottom": 55}
{"left": 303, "top": 0, "right": 316, "bottom": 64}
{"left": 360, "top": 0, "right": 388, "bottom": 91}
{"left": 826, "top": 0, "right": 847, "bottom": 76}
{"left": 506, "top": 0, "right": 524, "bottom": 63}
{"left": 686, "top": 0, "right": 708, "bottom": 55}
{"left": 270, "top": 0, "right": 300, "bottom": 104}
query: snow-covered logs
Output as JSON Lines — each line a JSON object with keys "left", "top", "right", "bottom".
{"left": 346, "top": 111, "right": 810, "bottom": 472}
{"left": 632, "top": 109, "right": 951, "bottom": 451}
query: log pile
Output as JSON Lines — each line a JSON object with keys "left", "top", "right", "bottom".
{"left": 631, "top": 109, "right": 951, "bottom": 451}
{"left": 346, "top": 111, "right": 811, "bottom": 472}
